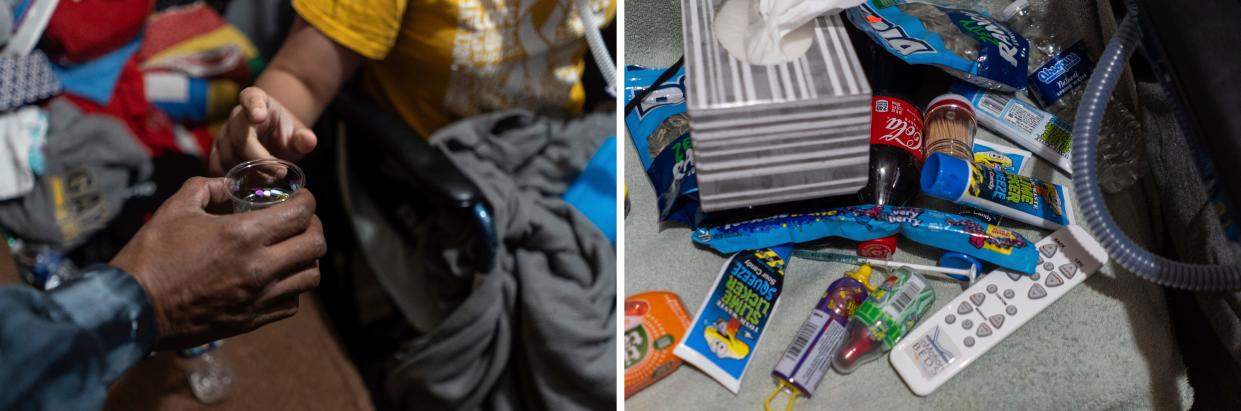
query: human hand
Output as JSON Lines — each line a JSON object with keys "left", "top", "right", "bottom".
{"left": 208, "top": 87, "right": 318, "bottom": 176}
{"left": 112, "top": 177, "right": 326, "bottom": 350}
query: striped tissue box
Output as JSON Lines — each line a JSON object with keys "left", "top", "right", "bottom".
{"left": 681, "top": 1, "right": 873, "bottom": 212}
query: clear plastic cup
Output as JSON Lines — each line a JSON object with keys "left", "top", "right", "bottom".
{"left": 198, "top": 159, "right": 303, "bottom": 404}
{"left": 225, "top": 159, "right": 304, "bottom": 212}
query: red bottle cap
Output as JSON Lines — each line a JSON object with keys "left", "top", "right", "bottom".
{"left": 858, "top": 236, "right": 898, "bottom": 258}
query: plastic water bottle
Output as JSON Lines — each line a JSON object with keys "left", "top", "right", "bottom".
{"left": 181, "top": 341, "right": 233, "bottom": 404}
{"left": 8, "top": 239, "right": 80, "bottom": 290}
{"left": 1003, "top": 0, "right": 1144, "bottom": 192}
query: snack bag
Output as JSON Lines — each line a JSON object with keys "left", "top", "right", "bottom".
{"left": 624, "top": 65, "right": 702, "bottom": 228}
{"left": 846, "top": 1, "right": 1030, "bottom": 91}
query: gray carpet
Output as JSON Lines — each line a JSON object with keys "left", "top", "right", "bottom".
{"left": 623, "top": 1, "right": 1193, "bottom": 408}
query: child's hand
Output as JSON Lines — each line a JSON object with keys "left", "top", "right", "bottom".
{"left": 209, "top": 87, "right": 318, "bottom": 176}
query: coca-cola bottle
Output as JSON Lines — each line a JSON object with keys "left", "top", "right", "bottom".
{"left": 855, "top": 96, "right": 923, "bottom": 258}
{"left": 852, "top": 32, "right": 935, "bottom": 258}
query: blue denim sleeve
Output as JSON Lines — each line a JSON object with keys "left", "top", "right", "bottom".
{"left": 0, "top": 265, "right": 159, "bottom": 410}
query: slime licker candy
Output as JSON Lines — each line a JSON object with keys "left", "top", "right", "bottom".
{"left": 940, "top": 140, "right": 1034, "bottom": 279}
{"left": 766, "top": 265, "right": 875, "bottom": 411}
{"left": 674, "top": 246, "right": 793, "bottom": 394}
{"left": 833, "top": 267, "right": 936, "bottom": 374}
{"left": 921, "top": 152, "right": 1075, "bottom": 230}
{"left": 624, "top": 291, "right": 693, "bottom": 398}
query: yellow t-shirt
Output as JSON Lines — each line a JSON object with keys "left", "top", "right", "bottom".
{"left": 292, "top": 0, "right": 615, "bottom": 138}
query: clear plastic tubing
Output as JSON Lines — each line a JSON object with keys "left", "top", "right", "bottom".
{"left": 1072, "top": 0, "right": 1241, "bottom": 290}
{"left": 575, "top": 0, "right": 616, "bottom": 96}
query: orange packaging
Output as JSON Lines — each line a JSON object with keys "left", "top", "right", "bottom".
{"left": 624, "top": 291, "right": 692, "bottom": 398}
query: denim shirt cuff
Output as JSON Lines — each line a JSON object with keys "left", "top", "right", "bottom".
{"left": 46, "top": 264, "right": 159, "bottom": 383}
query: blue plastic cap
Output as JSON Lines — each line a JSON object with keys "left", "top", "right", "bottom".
{"left": 920, "top": 152, "right": 970, "bottom": 201}
{"left": 939, "top": 252, "right": 983, "bottom": 282}
{"left": 939, "top": 252, "right": 983, "bottom": 271}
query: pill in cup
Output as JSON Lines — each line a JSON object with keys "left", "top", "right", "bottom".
{"left": 225, "top": 159, "right": 304, "bottom": 213}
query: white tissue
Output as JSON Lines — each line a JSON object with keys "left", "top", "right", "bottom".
{"left": 715, "top": 0, "right": 863, "bottom": 65}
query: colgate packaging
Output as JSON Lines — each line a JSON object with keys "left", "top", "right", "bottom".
{"left": 856, "top": 96, "right": 924, "bottom": 258}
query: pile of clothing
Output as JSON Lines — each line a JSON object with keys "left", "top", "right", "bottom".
{"left": 0, "top": 0, "right": 259, "bottom": 282}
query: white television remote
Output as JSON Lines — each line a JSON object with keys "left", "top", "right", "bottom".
{"left": 889, "top": 225, "right": 1108, "bottom": 396}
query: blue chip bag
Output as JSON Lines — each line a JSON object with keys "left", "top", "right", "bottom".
{"left": 847, "top": 1, "right": 1030, "bottom": 92}
{"left": 624, "top": 65, "right": 702, "bottom": 228}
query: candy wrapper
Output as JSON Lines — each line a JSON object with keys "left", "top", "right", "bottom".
{"left": 832, "top": 267, "right": 935, "bottom": 373}
{"left": 692, "top": 205, "right": 1038, "bottom": 274}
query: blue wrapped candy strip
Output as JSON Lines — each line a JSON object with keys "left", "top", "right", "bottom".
{"left": 692, "top": 205, "right": 1038, "bottom": 274}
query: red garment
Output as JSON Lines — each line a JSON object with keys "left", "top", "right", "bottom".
{"left": 191, "top": 126, "right": 214, "bottom": 157}
{"left": 64, "top": 56, "right": 182, "bottom": 156}
{"left": 137, "top": 3, "right": 227, "bottom": 61}
{"left": 41, "top": 0, "right": 154, "bottom": 64}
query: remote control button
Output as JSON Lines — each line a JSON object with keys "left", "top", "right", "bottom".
{"left": 962, "top": 319, "right": 973, "bottom": 330}
{"left": 964, "top": 337, "right": 975, "bottom": 347}
{"left": 1043, "top": 262, "right": 1054, "bottom": 271}
{"left": 945, "top": 314, "right": 956, "bottom": 324}
{"left": 970, "top": 293, "right": 986, "bottom": 306}
{"left": 1040, "top": 243, "right": 1059, "bottom": 257}
{"left": 958, "top": 302, "right": 972, "bottom": 315}
{"left": 976, "top": 323, "right": 993, "bottom": 337}
{"left": 1007, "top": 272, "right": 1023, "bottom": 282}
{"left": 1006, "top": 305, "right": 1017, "bottom": 316}
{"left": 986, "top": 284, "right": 998, "bottom": 293}
{"left": 1028, "top": 284, "right": 1047, "bottom": 299}
{"left": 1046, "top": 272, "right": 1064, "bottom": 288}
{"left": 1059, "top": 264, "right": 1078, "bottom": 279}
{"left": 1031, "top": 272, "right": 1041, "bottom": 281}
{"left": 989, "top": 314, "right": 1004, "bottom": 329}
{"left": 1003, "top": 289, "right": 1015, "bottom": 299}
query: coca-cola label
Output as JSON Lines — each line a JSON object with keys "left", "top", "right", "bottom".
{"left": 870, "top": 96, "right": 924, "bottom": 162}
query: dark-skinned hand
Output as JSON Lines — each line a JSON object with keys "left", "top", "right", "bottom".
{"left": 112, "top": 177, "right": 326, "bottom": 350}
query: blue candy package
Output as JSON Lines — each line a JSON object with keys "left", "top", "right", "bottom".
{"left": 693, "top": 205, "right": 1037, "bottom": 274}
{"left": 624, "top": 65, "right": 701, "bottom": 227}
{"left": 846, "top": 1, "right": 1030, "bottom": 92}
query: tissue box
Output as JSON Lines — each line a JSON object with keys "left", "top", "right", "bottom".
{"left": 680, "top": 3, "right": 872, "bottom": 212}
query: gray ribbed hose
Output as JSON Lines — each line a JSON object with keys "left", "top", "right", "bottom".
{"left": 1072, "top": 0, "right": 1241, "bottom": 290}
